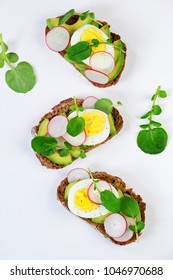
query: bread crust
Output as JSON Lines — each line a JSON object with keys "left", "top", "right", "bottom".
{"left": 57, "top": 171, "right": 146, "bottom": 245}
{"left": 34, "top": 98, "right": 123, "bottom": 169}
{"left": 45, "top": 18, "right": 126, "bottom": 88}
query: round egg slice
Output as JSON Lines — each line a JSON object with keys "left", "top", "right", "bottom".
{"left": 68, "top": 109, "right": 110, "bottom": 146}
{"left": 70, "top": 24, "right": 114, "bottom": 65}
{"left": 68, "top": 179, "right": 110, "bottom": 218}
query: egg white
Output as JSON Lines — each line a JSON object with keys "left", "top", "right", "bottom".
{"left": 70, "top": 24, "right": 114, "bottom": 65}
{"left": 68, "top": 179, "right": 109, "bottom": 218}
{"left": 68, "top": 109, "right": 110, "bottom": 146}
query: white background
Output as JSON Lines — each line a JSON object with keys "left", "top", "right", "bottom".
{"left": 0, "top": 0, "right": 173, "bottom": 260}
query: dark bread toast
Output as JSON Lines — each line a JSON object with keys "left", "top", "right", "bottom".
{"left": 57, "top": 171, "right": 146, "bottom": 245}
{"left": 45, "top": 16, "right": 126, "bottom": 88}
{"left": 34, "top": 98, "right": 123, "bottom": 169}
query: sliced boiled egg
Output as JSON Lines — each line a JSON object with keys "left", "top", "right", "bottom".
{"left": 68, "top": 179, "right": 110, "bottom": 218}
{"left": 70, "top": 24, "right": 114, "bottom": 65}
{"left": 68, "top": 109, "right": 110, "bottom": 146}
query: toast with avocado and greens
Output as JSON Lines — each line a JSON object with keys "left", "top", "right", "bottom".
{"left": 31, "top": 97, "right": 123, "bottom": 169}
{"left": 45, "top": 9, "right": 126, "bottom": 87}
{"left": 57, "top": 168, "right": 146, "bottom": 245}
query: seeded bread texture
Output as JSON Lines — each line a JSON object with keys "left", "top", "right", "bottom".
{"left": 57, "top": 171, "right": 146, "bottom": 245}
{"left": 34, "top": 98, "right": 123, "bottom": 169}
{"left": 45, "top": 17, "right": 126, "bottom": 88}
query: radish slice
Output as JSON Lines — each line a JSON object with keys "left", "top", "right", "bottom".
{"left": 104, "top": 213, "right": 127, "bottom": 238}
{"left": 82, "top": 96, "right": 98, "bottom": 109}
{"left": 45, "top": 26, "right": 70, "bottom": 52}
{"left": 112, "top": 228, "right": 134, "bottom": 243}
{"left": 67, "top": 168, "right": 90, "bottom": 183}
{"left": 89, "top": 51, "right": 115, "bottom": 74}
{"left": 88, "top": 180, "right": 112, "bottom": 204}
{"left": 48, "top": 116, "right": 68, "bottom": 137}
{"left": 31, "top": 126, "right": 37, "bottom": 137}
{"left": 84, "top": 69, "right": 109, "bottom": 85}
{"left": 63, "top": 130, "right": 86, "bottom": 146}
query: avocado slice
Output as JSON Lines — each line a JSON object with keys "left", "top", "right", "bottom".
{"left": 70, "top": 147, "right": 81, "bottom": 158}
{"left": 64, "top": 180, "right": 78, "bottom": 200}
{"left": 100, "top": 24, "right": 110, "bottom": 37}
{"left": 108, "top": 114, "right": 116, "bottom": 136}
{"left": 46, "top": 151, "right": 72, "bottom": 166}
{"left": 37, "top": 118, "right": 49, "bottom": 136}
{"left": 92, "top": 213, "right": 110, "bottom": 224}
{"left": 118, "top": 189, "right": 124, "bottom": 198}
{"left": 108, "top": 40, "right": 125, "bottom": 82}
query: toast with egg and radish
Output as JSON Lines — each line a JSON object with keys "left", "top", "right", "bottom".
{"left": 31, "top": 97, "right": 123, "bottom": 169}
{"left": 57, "top": 168, "right": 146, "bottom": 245}
{"left": 45, "top": 9, "right": 126, "bottom": 87}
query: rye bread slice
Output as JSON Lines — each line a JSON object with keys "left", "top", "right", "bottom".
{"left": 57, "top": 171, "right": 146, "bottom": 245}
{"left": 45, "top": 16, "right": 126, "bottom": 88}
{"left": 34, "top": 98, "right": 123, "bottom": 169}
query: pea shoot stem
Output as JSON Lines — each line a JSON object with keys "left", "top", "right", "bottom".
{"left": 0, "top": 33, "right": 15, "bottom": 70}
{"left": 148, "top": 85, "right": 161, "bottom": 130}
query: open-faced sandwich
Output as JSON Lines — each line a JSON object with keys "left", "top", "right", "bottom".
{"left": 57, "top": 168, "right": 146, "bottom": 245}
{"left": 45, "top": 9, "right": 126, "bottom": 87}
{"left": 31, "top": 97, "right": 123, "bottom": 169}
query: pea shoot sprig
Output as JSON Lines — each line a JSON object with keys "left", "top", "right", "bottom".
{"left": 67, "top": 97, "right": 85, "bottom": 137}
{"left": 137, "top": 86, "right": 168, "bottom": 154}
{"left": 0, "top": 33, "right": 36, "bottom": 93}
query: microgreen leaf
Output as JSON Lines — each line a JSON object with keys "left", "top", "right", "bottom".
{"left": 95, "top": 98, "right": 113, "bottom": 114}
{"left": 92, "top": 39, "right": 99, "bottom": 47}
{"left": 64, "top": 142, "right": 72, "bottom": 150}
{"left": 80, "top": 10, "right": 90, "bottom": 20}
{"left": 6, "top": 52, "right": 19, "bottom": 63}
{"left": 67, "top": 116, "right": 85, "bottom": 137}
{"left": 5, "top": 62, "right": 36, "bottom": 93}
{"left": 80, "top": 150, "right": 86, "bottom": 159}
{"left": 59, "top": 9, "right": 75, "bottom": 25}
{"left": 67, "top": 41, "right": 92, "bottom": 62}
{"left": 107, "top": 39, "right": 113, "bottom": 44}
{"left": 152, "top": 105, "right": 162, "bottom": 115}
{"left": 150, "top": 120, "right": 161, "bottom": 127}
{"left": 0, "top": 55, "right": 4, "bottom": 68}
{"left": 31, "top": 136, "right": 57, "bottom": 156}
{"left": 78, "top": 106, "right": 84, "bottom": 112}
{"left": 120, "top": 196, "right": 140, "bottom": 218}
{"left": 117, "top": 101, "right": 122, "bottom": 106}
{"left": 140, "top": 111, "right": 151, "bottom": 119}
{"left": 70, "top": 104, "right": 76, "bottom": 111}
{"left": 139, "top": 124, "right": 149, "bottom": 129}
{"left": 59, "top": 149, "right": 70, "bottom": 157}
{"left": 158, "top": 90, "right": 167, "bottom": 98}
{"left": 100, "top": 190, "right": 121, "bottom": 213}
{"left": 129, "top": 221, "right": 145, "bottom": 233}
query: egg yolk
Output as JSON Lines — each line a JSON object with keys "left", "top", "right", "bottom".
{"left": 81, "top": 111, "right": 106, "bottom": 136}
{"left": 80, "top": 27, "right": 106, "bottom": 53}
{"left": 74, "top": 188, "right": 98, "bottom": 211}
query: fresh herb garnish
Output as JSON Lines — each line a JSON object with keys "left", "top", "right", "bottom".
{"left": 95, "top": 98, "right": 113, "bottom": 114}
{"left": 67, "top": 97, "right": 85, "bottom": 137}
{"left": 31, "top": 136, "right": 58, "bottom": 156}
{"left": 117, "top": 101, "right": 122, "bottom": 106}
{"left": 137, "top": 86, "right": 168, "bottom": 154}
{"left": 129, "top": 221, "right": 145, "bottom": 234}
{"left": 0, "top": 33, "right": 36, "bottom": 93}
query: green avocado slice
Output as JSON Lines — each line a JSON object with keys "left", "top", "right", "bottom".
{"left": 46, "top": 151, "right": 72, "bottom": 166}
{"left": 37, "top": 118, "right": 49, "bottom": 136}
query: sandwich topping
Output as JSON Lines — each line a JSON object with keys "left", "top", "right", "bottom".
{"left": 31, "top": 97, "right": 118, "bottom": 166}
{"left": 45, "top": 9, "right": 126, "bottom": 85}
{"left": 62, "top": 168, "right": 145, "bottom": 243}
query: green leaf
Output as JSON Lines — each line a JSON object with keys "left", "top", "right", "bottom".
{"left": 129, "top": 221, "right": 145, "bottom": 233}
{"left": 107, "top": 39, "right": 113, "bottom": 44}
{"left": 137, "top": 127, "right": 168, "bottom": 154}
{"left": 5, "top": 61, "right": 36, "bottom": 93}
{"left": 152, "top": 105, "right": 162, "bottom": 115}
{"left": 70, "top": 104, "right": 76, "bottom": 111}
{"left": 120, "top": 196, "right": 140, "bottom": 218}
{"left": 6, "top": 52, "right": 19, "bottom": 63}
{"left": 150, "top": 120, "right": 161, "bottom": 127}
{"left": 140, "top": 124, "right": 149, "bottom": 129}
{"left": 0, "top": 55, "right": 4, "bottom": 68}
{"left": 59, "top": 149, "right": 70, "bottom": 157}
{"left": 80, "top": 10, "right": 90, "bottom": 20}
{"left": 95, "top": 98, "right": 113, "bottom": 115}
{"left": 117, "top": 101, "right": 122, "bottom": 106}
{"left": 80, "top": 150, "right": 86, "bottom": 159}
{"left": 151, "top": 93, "right": 156, "bottom": 101}
{"left": 100, "top": 190, "right": 121, "bottom": 213}
{"left": 64, "top": 142, "right": 72, "bottom": 150}
{"left": 78, "top": 106, "right": 84, "bottom": 112}
{"left": 59, "top": 9, "right": 75, "bottom": 25}
{"left": 0, "top": 41, "right": 8, "bottom": 52}
{"left": 158, "top": 90, "right": 167, "bottom": 98}
{"left": 140, "top": 111, "right": 150, "bottom": 119}
{"left": 92, "top": 39, "right": 99, "bottom": 47}
{"left": 67, "top": 116, "right": 85, "bottom": 136}
{"left": 31, "top": 136, "right": 57, "bottom": 156}
{"left": 67, "top": 41, "right": 92, "bottom": 62}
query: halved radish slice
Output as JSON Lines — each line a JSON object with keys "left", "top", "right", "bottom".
{"left": 112, "top": 228, "right": 134, "bottom": 243}
{"left": 45, "top": 26, "right": 70, "bottom": 52}
{"left": 89, "top": 51, "right": 115, "bottom": 74}
{"left": 63, "top": 130, "right": 86, "bottom": 147}
{"left": 67, "top": 168, "right": 90, "bottom": 183}
{"left": 48, "top": 116, "right": 68, "bottom": 137}
{"left": 82, "top": 96, "right": 98, "bottom": 109}
{"left": 104, "top": 213, "right": 127, "bottom": 238}
{"left": 88, "top": 180, "right": 112, "bottom": 204}
{"left": 84, "top": 69, "right": 109, "bottom": 85}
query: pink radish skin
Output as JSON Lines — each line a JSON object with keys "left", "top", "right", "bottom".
{"left": 89, "top": 51, "right": 115, "bottom": 74}
{"left": 82, "top": 96, "right": 98, "bottom": 109}
{"left": 84, "top": 68, "right": 109, "bottom": 85}
{"left": 46, "top": 26, "right": 70, "bottom": 52}
{"left": 112, "top": 227, "right": 134, "bottom": 243}
{"left": 88, "top": 180, "right": 112, "bottom": 205}
{"left": 48, "top": 116, "right": 68, "bottom": 138}
{"left": 104, "top": 213, "right": 127, "bottom": 238}
{"left": 63, "top": 130, "right": 86, "bottom": 147}
{"left": 67, "top": 168, "right": 90, "bottom": 183}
